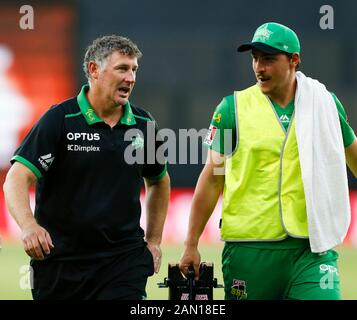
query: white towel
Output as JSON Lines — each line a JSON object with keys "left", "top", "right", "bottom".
{"left": 295, "top": 71, "right": 350, "bottom": 253}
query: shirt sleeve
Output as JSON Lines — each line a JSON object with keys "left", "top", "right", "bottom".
{"left": 330, "top": 92, "right": 356, "bottom": 148}
{"left": 142, "top": 113, "right": 167, "bottom": 181}
{"left": 11, "top": 106, "right": 63, "bottom": 179}
{"left": 203, "top": 95, "right": 236, "bottom": 155}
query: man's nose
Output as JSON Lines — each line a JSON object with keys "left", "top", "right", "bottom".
{"left": 125, "top": 70, "right": 136, "bottom": 83}
{"left": 255, "top": 59, "right": 265, "bottom": 73}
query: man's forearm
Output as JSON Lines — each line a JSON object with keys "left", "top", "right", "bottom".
{"left": 184, "top": 167, "right": 224, "bottom": 247}
{"left": 145, "top": 173, "right": 170, "bottom": 244}
{"left": 4, "top": 163, "right": 54, "bottom": 259}
{"left": 3, "top": 165, "right": 36, "bottom": 230}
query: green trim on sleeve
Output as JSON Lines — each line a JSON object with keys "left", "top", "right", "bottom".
{"left": 205, "top": 95, "right": 236, "bottom": 155}
{"left": 11, "top": 155, "right": 42, "bottom": 179}
{"left": 144, "top": 163, "right": 167, "bottom": 181}
{"left": 331, "top": 92, "right": 356, "bottom": 148}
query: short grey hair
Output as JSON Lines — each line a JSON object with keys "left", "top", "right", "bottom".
{"left": 83, "top": 35, "right": 142, "bottom": 80}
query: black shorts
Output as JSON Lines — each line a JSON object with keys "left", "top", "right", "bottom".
{"left": 30, "top": 246, "right": 154, "bottom": 300}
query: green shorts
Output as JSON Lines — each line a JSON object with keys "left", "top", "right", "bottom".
{"left": 222, "top": 238, "right": 341, "bottom": 300}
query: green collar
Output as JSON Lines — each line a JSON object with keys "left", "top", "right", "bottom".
{"left": 270, "top": 98, "right": 295, "bottom": 113}
{"left": 76, "top": 84, "right": 136, "bottom": 126}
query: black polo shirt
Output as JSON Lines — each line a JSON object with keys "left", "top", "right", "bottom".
{"left": 11, "top": 85, "right": 167, "bottom": 261}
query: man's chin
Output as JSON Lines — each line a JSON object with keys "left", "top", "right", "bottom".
{"left": 258, "top": 84, "right": 269, "bottom": 95}
{"left": 115, "top": 97, "right": 129, "bottom": 107}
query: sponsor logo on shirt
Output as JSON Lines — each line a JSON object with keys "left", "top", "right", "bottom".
{"left": 279, "top": 114, "right": 290, "bottom": 123}
{"left": 67, "top": 144, "right": 100, "bottom": 152}
{"left": 204, "top": 124, "right": 217, "bottom": 146}
{"left": 66, "top": 132, "right": 100, "bottom": 141}
{"left": 38, "top": 153, "right": 55, "bottom": 171}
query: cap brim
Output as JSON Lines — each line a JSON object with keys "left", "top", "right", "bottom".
{"left": 237, "top": 42, "right": 285, "bottom": 54}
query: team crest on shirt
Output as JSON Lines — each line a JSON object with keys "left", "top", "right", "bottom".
{"left": 213, "top": 112, "right": 222, "bottom": 123}
{"left": 131, "top": 133, "right": 144, "bottom": 150}
{"left": 204, "top": 124, "right": 217, "bottom": 146}
{"left": 85, "top": 109, "right": 96, "bottom": 121}
{"left": 231, "top": 279, "right": 247, "bottom": 300}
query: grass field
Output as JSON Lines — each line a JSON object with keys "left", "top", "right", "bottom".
{"left": 0, "top": 240, "right": 356, "bottom": 300}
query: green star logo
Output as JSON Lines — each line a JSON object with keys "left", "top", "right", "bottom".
{"left": 132, "top": 133, "right": 144, "bottom": 150}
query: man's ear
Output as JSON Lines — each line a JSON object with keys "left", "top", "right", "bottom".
{"left": 291, "top": 53, "right": 300, "bottom": 68}
{"left": 87, "top": 61, "right": 100, "bottom": 80}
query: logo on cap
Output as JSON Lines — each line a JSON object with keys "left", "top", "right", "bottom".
{"left": 254, "top": 25, "right": 273, "bottom": 41}
{"left": 238, "top": 22, "right": 301, "bottom": 54}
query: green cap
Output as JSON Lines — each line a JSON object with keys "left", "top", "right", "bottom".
{"left": 238, "top": 22, "right": 300, "bottom": 54}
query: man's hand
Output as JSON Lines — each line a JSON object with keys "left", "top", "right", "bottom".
{"left": 147, "top": 242, "right": 162, "bottom": 273}
{"left": 179, "top": 150, "right": 224, "bottom": 281}
{"left": 21, "top": 221, "right": 54, "bottom": 260}
{"left": 3, "top": 162, "right": 54, "bottom": 260}
{"left": 179, "top": 246, "right": 201, "bottom": 280}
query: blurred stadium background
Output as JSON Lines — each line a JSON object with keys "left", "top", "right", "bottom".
{"left": 0, "top": 0, "right": 356, "bottom": 299}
